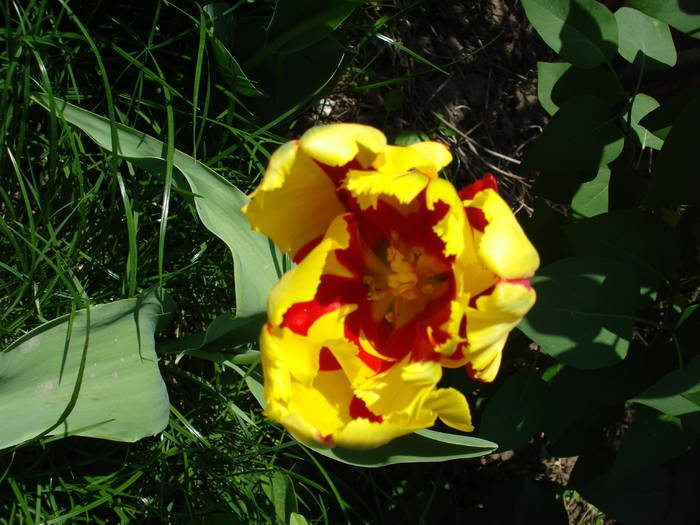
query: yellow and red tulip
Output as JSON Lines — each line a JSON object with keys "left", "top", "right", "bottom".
{"left": 243, "top": 124, "right": 539, "bottom": 448}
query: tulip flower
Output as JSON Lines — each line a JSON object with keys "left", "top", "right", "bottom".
{"left": 243, "top": 124, "right": 539, "bottom": 448}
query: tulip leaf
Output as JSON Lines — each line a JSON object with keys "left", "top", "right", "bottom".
{"left": 524, "top": 95, "right": 624, "bottom": 174}
{"left": 615, "top": 7, "right": 677, "bottom": 66}
{"left": 203, "top": 4, "right": 266, "bottom": 97}
{"left": 624, "top": 0, "right": 700, "bottom": 39}
{"left": 0, "top": 290, "right": 172, "bottom": 450}
{"left": 519, "top": 256, "right": 641, "bottom": 369}
{"left": 479, "top": 368, "right": 551, "bottom": 451}
{"left": 571, "top": 167, "right": 610, "bottom": 218}
{"left": 564, "top": 210, "right": 678, "bottom": 292}
{"left": 33, "top": 95, "right": 281, "bottom": 319}
{"left": 632, "top": 355, "right": 700, "bottom": 416}
{"left": 301, "top": 429, "right": 497, "bottom": 467}
{"left": 267, "top": 0, "right": 368, "bottom": 53}
{"left": 521, "top": 0, "right": 618, "bottom": 68}
{"left": 611, "top": 407, "right": 696, "bottom": 481}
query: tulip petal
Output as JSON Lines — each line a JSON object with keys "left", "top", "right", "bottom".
{"left": 467, "top": 281, "right": 536, "bottom": 356}
{"left": 299, "top": 123, "right": 387, "bottom": 168}
{"left": 469, "top": 189, "right": 540, "bottom": 279}
{"left": 243, "top": 141, "right": 346, "bottom": 257}
{"left": 407, "top": 141, "right": 453, "bottom": 174}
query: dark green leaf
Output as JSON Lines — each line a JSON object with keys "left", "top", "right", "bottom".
{"left": 204, "top": 3, "right": 266, "bottom": 97}
{"left": 648, "top": 96, "right": 700, "bottom": 204}
{"left": 519, "top": 256, "right": 641, "bottom": 369}
{"left": 571, "top": 166, "right": 610, "bottom": 218}
{"left": 524, "top": 95, "right": 624, "bottom": 173}
{"left": 521, "top": 0, "right": 618, "bottom": 68}
{"left": 579, "top": 466, "right": 673, "bottom": 525}
{"left": 611, "top": 407, "right": 697, "bottom": 480}
{"left": 564, "top": 209, "right": 679, "bottom": 292}
{"left": 615, "top": 7, "right": 677, "bottom": 65}
{"left": 537, "top": 62, "right": 624, "bottom": 116}
{"left": 266, "top": 0, "right": 367, "bottom": 53}
{"left": 633, "top": 355, "right": 700, "bottom": 416}
{"left": 638, "top": 87, "right": 700, "bottom": 140}
{"left": 478, "top": 368, "right": 551, "bottom": 451}
{"left": 625, "top": 0, "right": 700, "bottom": 39}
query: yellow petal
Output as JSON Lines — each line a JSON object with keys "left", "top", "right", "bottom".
{"left": 464, "top": 281, "right": 536, "bottom": 381}
{"left": 428, "top": 387, "right": 473, "bottom": 432}
{"left": 243, "top": 141, "right": 346, "bottom": 257}
{"left": 469, "top": 189, "right": 540, "bottom": 279}
{"left": 467, "top": 338, "right": 505, "bottom": 383}
{"left": 425, "top": 178, "right": 468, "bottom": 257}
{"left": 344, "top": 168, "right": 430, "bottom": 210}
{"left": 300, "top": 123, "right": 387, "bottom": 168}
{"left": 267, "top": 214, "right": 352, "bottom": 326}
{"left": 407, "top": 141, "right": 453, "bottom": 174}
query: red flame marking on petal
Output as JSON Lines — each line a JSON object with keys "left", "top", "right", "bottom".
{"left": 458, "top": 173, "right": 499, "bottom": 200}
{"left": 349, "top": 396, "right": 383, "bottom": 423}
{"left": 318, "top": 347, "right": 342, "bottom": 371}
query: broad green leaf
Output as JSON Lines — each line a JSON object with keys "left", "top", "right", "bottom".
{"left": 629, "top": 93, "right": 663, "bottom": 150}
{"left": 579, "top": 466, "right": 674, "bottom": 525}
{"left": 682, "top": 391, "right": 700, "bottom": 407}
{"left": 245, "top": 34, "right": 349, "bottom": 122}
{"left": 204, "top": 4, "right": 266, "bottom": 97}
{"left": 633, "top": 355, "right": 700, "bottom": 416}
{"left": 537, "top": 62, "right": 623, "bottom": 116}
{"left": 267, "top": 0, "right": 367, "bottom": 53}
{"left": 611, "top": 407, "right": 696, "bottom": 480}
{"left": 625, "top": 0, "right": 700, "bottom": 39}
{"left": 648, "top": 96, "right": 700, "bottom": 204}
{"left": 615, "top": 7, "right": 677, "bottom": 66}
{"left": 157, "top": 313, "right": 266, "bottom": 359}
{"left": 521, "top": 0, "right": 618, "bottom": 68}
{"left": 564, "top": 210, "right": 679, "bottom": 292}
{"left": 519, "top": 256, "right": 641, "bottom": 369}
{"left": 0, "top": 290, "right": 171, "bottom": 449}
{"left": 571, "top": 167, "right": 610, "bottom": 218}
{"left": 33, "top": 95, "right": 280, "bottom": 319}
{"left": 537, "top": 62, "right": 570, "bottom": 115}
{"left": 300, "top": 429, "right": 497, "bottom": 467}
{"left": 237, "top": 371, "right": 496, "bottom": 466}
{"left": 524, "top": 95, "right": 624, "bottom": 173}
{"left": 479, "top": 368, "right": 551, "bottom": 451}
{"left": 638, "top": 87, "right": 700, "bottom": 141}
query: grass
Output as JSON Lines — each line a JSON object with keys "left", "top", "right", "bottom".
{"left": 1, "top": 1, "right": 611, "bottom": 523}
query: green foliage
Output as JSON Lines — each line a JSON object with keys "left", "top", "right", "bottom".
{"left": 521, "top": 0, "right": 618, "bottom": 68}
{"left": 516, "top": 0, "right": 700, "bottom": 521}
{"left": 478, "top": 368, "right": 551, "bottom": 451}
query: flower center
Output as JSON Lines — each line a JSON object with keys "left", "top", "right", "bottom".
{"left": 363, "top": 231, "right": 451, "bottom": 325}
